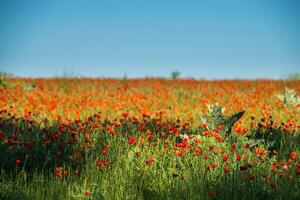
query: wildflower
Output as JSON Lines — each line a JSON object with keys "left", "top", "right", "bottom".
{"left": 102, "top": 145, "right": 109, "bottom": 155}
{"left": 296, "top": 167, "right": 300, "bottom": 176}
{"left": 208, "top": 191, "right": 216, "bottom": 197}
{"left": 192, "top": 152, "right": 199, "bottom": 156}
{"left": 270, "top": 183, "right": 276, "bottom": 189}
{"left": 163, "top": 145, "right": 169, "bottom": 150}
{"left": 224, "top": 166, "right": 229, "bottom": 174}
{"left": 103, "top": 160, "right": 110, "bottom": 166}
{"left": 262, "top": 174, "right": 271, "bottom": 180}
{"left": 279, "top": 172, "right": 285, "bottom": 178}
{"left": 84, "top": 191, "right": 91, "bottom": 196}
{"left": 216, "top": 137, "right": 223, "bottom": 142}
{"left": 73, "top": 170, "right": 79, "bottom": 175}
{"left": 280, "top": 161, "right": 287, "bottom": 165}
{"left": 213, "top": 149, "right": 218, "bottom": 155}
{"left": 291, "top": 152, "right": 297, "bottom": 160}
{"left": 194, "top": 138, "right": 201, "bottom": 144}
{"left": 135, "top": 152, "right": 141, "bottom": 157}
{"left": 273, "top": 162, "right": 280, "bottom": 168}
{"left": 146, "top": 157, "right": 155, "bottom": 166}
{"left": 231, "top": 143, "right": 237, "bottom": 148}
{"left": 211, "top": 162, "right": 217, "bottom": 169}
{"left": 244, "top": 143, "right": 250, "bottom": 148}
{"left": 217, "top": 124, "right": 223, "bottom": 130}
{"left": 271, "top": 168, "right": 277, "bottom": 173}
{"left": 96, "top": 159, "right": 102, "bottom": 166}
{"left": 247, "top": 173, "right": 254, "bottom": 180}
{"left": 222, "top": 155, "right": 228, "bottom": 162}
{"left": 177, "top": 152, "right": 183, "bottom": 157}
{"left": 55, "top": 166, "right": 64, "bottom": 179}
{"left": 84, "top": 133, "right": 90, "bottom": 140}
{"left": 15, "top": 159, "right": 21, "bottom": 165}
{"left": 92, "top": 122, "right": 99, "bottom": 128}
{"left": 84, "top": 134, "right": 90, "bottom": 143}
{"left": 239, "top": 166, "right": 247, "bottom": 171}
{"left": 239, "top": 173, "right": 243, "bottom": 180}
{"left": 165, "top": 139, "right": 171, "bottom": 144}
{"left": 128, "top": 137, "right": 135, "bottom": 145}
{"left": 236, "top": 154, "right": 241, "bottom": 161}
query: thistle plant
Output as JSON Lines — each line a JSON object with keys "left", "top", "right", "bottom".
{"left": 0, "top": 71, "right": 8, "bottom": 86}
{"left": 200, "top": 103, "right": 245, "bottom": 137}
{"left": 277, "top": 87, "right": 300, "bottom": 111}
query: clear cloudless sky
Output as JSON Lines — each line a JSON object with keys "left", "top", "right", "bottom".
{"left": 0, "top": 0, "right": 299, "bottom": 79}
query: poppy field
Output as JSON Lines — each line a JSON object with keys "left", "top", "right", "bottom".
{"left": 0, "top": 78, "right": 299, "bottom": 200}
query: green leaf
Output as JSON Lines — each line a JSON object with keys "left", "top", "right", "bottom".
{"left": 93, "top": 191, "right": 105, "bottom": 200}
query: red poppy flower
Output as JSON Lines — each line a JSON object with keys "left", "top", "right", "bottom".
{"left": 239, "top": 166, "right": 247, "bottom": 171}
{"left": 273, "top": 162, "right": 280, "bottom": 168}
{"left": 84, "top": 191, "right": 91, "bottom": 196}
{"left": 271, "top": 168, "right": 276, "bottom": 173}
{"left": 270, "top": 183, "right": 276, "bottom": 189}
{"left": 236, "top": 154, "right": 241, "bottom": 161}
{"left": 244, "top": 143, "right": 250, "bottom": 148}
{"left": 0, "top": 130, "right": 4, "bottom": 138}
{"left": 128, "top": 137, "right": 135, "bottom": 145}
{"left": 163, "top": 145, "right": 169, "bottom": 150}
{"left": 231, "top": 143, "right": 237, "bottom": 148}
{"left": 103, "top": 160, "right": 110, "bottom": 166}
{"left": 222, "top": 155, "right": 228, "bottom": 162}
{"left": 96, "top": 159, "right": 102, "bottom": 166}
{"left": 16, "top": 159, "right": 21, "bottom": 165}
{"left": 161, "top": 132, "right": 166, "bottom": 137}
{"left": 291, "top": 152, "right": 297, "bottom": 160}
{"left": 211, "top": 162, "right": 217, "bottom": 169}
{"left": 247, "top": 173, "right": 254, "bottom": 180}
{"left": 224, "top": 166, "right": 229, "bottom": 174}
{"left": 146, "top": 157, "right": 155, "bottom": 166}
{"left": 283, "top": 165, "right": 288, "bottom": 172}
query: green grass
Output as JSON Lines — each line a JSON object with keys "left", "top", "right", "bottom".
{"left": 0, "top": 111, "right": 299, "bottom": 200}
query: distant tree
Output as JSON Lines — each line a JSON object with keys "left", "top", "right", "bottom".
{"left": 56, "top": 67, "right": 81, "bottom": 78}
{"left": 171, "top": 70, "right": 180, "bottom": 80}
{"left": 287, "top": 73, "right": 300, "bottom": 81}
{"left": 0, "top": 71, "right": 12, "bottom": 86}
{"left": 122, "top": 73, "right": 128, "bottom": 82}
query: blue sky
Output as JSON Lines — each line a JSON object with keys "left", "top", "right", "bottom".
{"left": 0, "top": 0, "right": 299, "bottom": 79}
